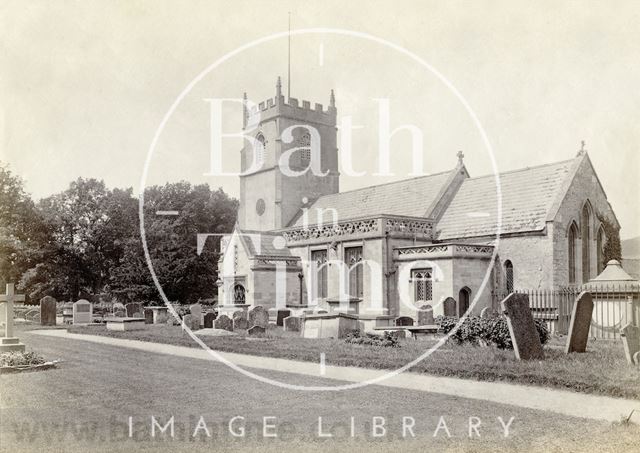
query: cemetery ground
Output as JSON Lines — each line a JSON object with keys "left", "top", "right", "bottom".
{"left": 2, "top": 328, "right": 640, "bottom": 453}
{"left": 59, "top": 323, "right": 640, "bottom": 400}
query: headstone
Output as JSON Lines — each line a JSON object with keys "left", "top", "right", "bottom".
{"left": 417, "top": 305, "right": 434, "bottom": 325}
{"left": 564, "top": 292, "right": 594, "bottom": 354}
{"left": 248, "top": 306, "right": 269, "bottom": 329}
{"left": 125, "top": 302, "right": 144, "bottom": 318}
{"left": 113, "top": 309, "right": 126, "bottom": 317}
{"left": 189, "top": 303, "right": 202, "bottom": 328}
{"left": 443, "top": 297, "right": 457, "bottom": 317}
{"left": 248, "top": 325, "right": 266, "bottom": 336}
{"left": 0, "top": 283, "right": 26, "bottom": 352}
{"left": 143, "top": 308, "right": 154, "bottom": 324}
{"left": 395, "top": 316, "right": 414, "bottom": 326}
{"left": 232, "top": 310, "right": 249, "bottom": 330}
{"left": 40, "top": 296, "right": 57, "bottom": 326}
{"left": 621, "top": 323, "right": 640, "bottom": 365}
{"left": 182, "top": 314, "right": 200, "bottom": 331}
{"left": 283, "top": 316, "right": 302, "bottom": 332}
{"left": 501, "top": 293, "right": 544, "bottom": 360}
{"left": 634, "top": 351, "right": 640, "bottom": 366}
{"left": 73, "top": 299, "right": 92, "bottom": 324}
{"left": 203, "top": 312, "right": 216, "bottom": 328}
{"left": 214, "top": 314, "right": 233, "bottom": 331}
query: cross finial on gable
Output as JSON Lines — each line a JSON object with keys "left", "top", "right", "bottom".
{"left": 578, "top": 140, "right": 586, "bottom": 156}
{"left": 457, "top": 150, "right": 465, "bottom": 165}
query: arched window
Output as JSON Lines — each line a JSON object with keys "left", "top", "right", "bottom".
{"left": 311, "top": 249, "right": 328, "bottom": 300}
{"left": 232, "top": 284, "right": 246, "bottom": 305}
{"left": 344, "top": 246, "right": 363, "bottom": 298}
{"left": 254, "top": 133, "right": 267, "bottom": 167}
{"left": 458, "top": 287, "right": 471, "bottom": 317}
{"left": 596, "top": 226, "right": 605, "bottom": 275}
{"left": 568, "top": 222, "right": 578, "bottom": 284}
{"left": 504, "top": 260, "right": 514, "bottom": 293}
{"left": 296, "top": 132, "right": 311, "bottom": 166}
{"left": 581, "top": 202, "right": 592, "bottom": 282}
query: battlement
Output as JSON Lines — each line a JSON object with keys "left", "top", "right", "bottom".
{"left": 243, "top": 77, "right": 336, "bottom": 128}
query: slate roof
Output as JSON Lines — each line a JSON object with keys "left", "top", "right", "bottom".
{"left": 237, "top": 229, "right": 292, "bottom": 257}
{"left": 290, "top": 169, "right": 455, "bottom": 226}
{"left": 436, "top": 158, "right": 577, "bottom": 240}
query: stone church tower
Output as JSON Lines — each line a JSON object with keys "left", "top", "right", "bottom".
{"left": 238, "top": 78, "right": 339, "bottom": 231}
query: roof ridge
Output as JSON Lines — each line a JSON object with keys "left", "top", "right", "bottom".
{"left": 315, "top": 168, "right": 455, "bottom": 199}
{"left": 466, "top": 157, "right": 577, "bottom": 181}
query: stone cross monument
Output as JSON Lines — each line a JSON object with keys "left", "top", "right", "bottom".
{"left": 0, "top": 283, "right": 27, "bottom": 352}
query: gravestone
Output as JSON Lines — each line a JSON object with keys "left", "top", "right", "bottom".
{"left": 248, "top": 325, "right": 266, "bottom": 336}
{"left": 143, "top": 308, "right": 154, "bottom": 324}
{"left": 417, "top": 305, "right": 434, "bottom": 325}
{"left": 564, "top": 292, "right": 594, "bottom": 354}
{"left": 214, "top": 314, "right": 233, "bottom": 332}
{"left": 501, "top": 293, "right": 544, "bottom": 360}
{"left": 634, "top": 351, "right": 640, "bottom": 366}
{"left": 621, "top": 323, "right": 640, "bottom": 365}
{"left": 395, "top": 316, "right": 414, "bottom": 327}
{"left": 73, "top": 299, "right": 92, "bottom": 325}
{"left": 203, "top": 312, "right": 216, "bottom": 328}
{"left": 443, "top": 297, "right": 457, "bottom": 317}
{"left": 283, "top": 316, "right": 302, "bottom": 332}
{"left": 125, "top": 302, "right": 144, "bottom": 318}
{"left": 40, "top": 296, "right": 57, "bottom": 326}
{"left": 232, "top": 310, "right": 249, "bottom": 330}
{"left": 248, "top": 306, "right": 269, "bottom": 329}
{"left": 113, "top": 310, "right": 126, "bottom": 317}
{"left": 0, "top": 283, "right": 26, "bottom": 352}
{"left": 189, "top": 303, "right": 202, "bottom": 328}
{"left": 182, "top": 314, "right": 200, "bottom": 331}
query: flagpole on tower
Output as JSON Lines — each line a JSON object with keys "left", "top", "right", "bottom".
{"left": 287, "top": 12, "right": 291, "bottom": 100}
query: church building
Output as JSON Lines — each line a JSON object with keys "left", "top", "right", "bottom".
{"left": 216, "top": 79, "right": 620, "bottom": 325}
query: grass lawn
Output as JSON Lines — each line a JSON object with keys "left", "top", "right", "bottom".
{"left": 63, "top": 323, "right": 640, "bottom": 400}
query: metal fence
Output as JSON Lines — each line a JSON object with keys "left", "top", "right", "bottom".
{"left": 491, "top": 285, "right": 640, "bottom": 339}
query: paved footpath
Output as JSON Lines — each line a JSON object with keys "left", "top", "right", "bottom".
{"left": 33, "top": 329, "right": 640, "bottom": 424}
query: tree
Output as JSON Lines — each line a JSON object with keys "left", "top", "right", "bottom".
{"left": 0, "top": 163, "right": 51, "bottom": 297}
{"left": 598, "top": 214, "right": 622, "bottom": 267}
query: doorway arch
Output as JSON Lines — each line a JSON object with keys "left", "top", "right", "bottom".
{"left": 458, "top": 287, "right": 471, "bottom": 317}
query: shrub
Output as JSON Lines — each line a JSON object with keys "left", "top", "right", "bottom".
{"left": 0, "top": 351, "right": 46, "bottom": 367}
{"left": 343, "top": 330, "right": 400, "bottom": 348}
{"left": 435, "top": 315, "right": 548, "bottom": 349}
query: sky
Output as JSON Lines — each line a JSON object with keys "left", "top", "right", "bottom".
{"left": 1, "top": 0, "right": 639, "bottom": 238}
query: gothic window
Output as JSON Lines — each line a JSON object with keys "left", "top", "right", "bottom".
{"left": 568, "top": 223, "right": 578, "bottom": 284}
{"left": 411, "top": 268, "right": 433, "bottom": 302}
{"left": 296, "top": 132, "right": 311, "bottom": 166}
{"left": 581, "top": 202, "right": 591, "bottom": 282}
{"left": 232, "top": 284, "right": 246, "bottom": 305}
{"left": 344, "top": 246, "right": 363, "bottom": 298}
{"left": 596, "top": 226, "right": 605, "bottom": 275}
{"left": 254, "top": 133, "right": 267, "bottom": 166}
{"left": 311, "top": 249, "right": 328, "bottom": 300}
{"left": 505, "top": 260, "right": 514, "bottom": 293}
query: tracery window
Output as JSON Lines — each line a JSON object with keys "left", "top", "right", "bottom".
{"left": 411, "top": 268, "right": 433, "bottom": 302}
{"left": 254, "top": 133, "right": 267, "bottom": 166}
{"left": 232, "top": 284, "right": 246, "bottom": 305}
{"left": 296, "top": 132, "right": 311, "bottom": 166}
{"left": 505, "top": 260, "right": 514, "bottom": 293}
{"left": 311, "top": 249, "right": 328, "bottom": 300}
{"left": 344, "top": 246, "right": 363, "bottom": 298}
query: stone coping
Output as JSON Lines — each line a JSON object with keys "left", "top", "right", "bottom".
{"left": 303, "top": 312, "right": 359, "bottom": 320}
{"left": 355, "top": 314, "right": 395, "bottom": 320}
{"left": 104, "top": 317, "right": 146, "bottom": 323}
{"left": 146, "top": 306, "right": 169, "bottom": 310}
{"left": 373, "top": 325, "right": 439, "bottom": 332}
